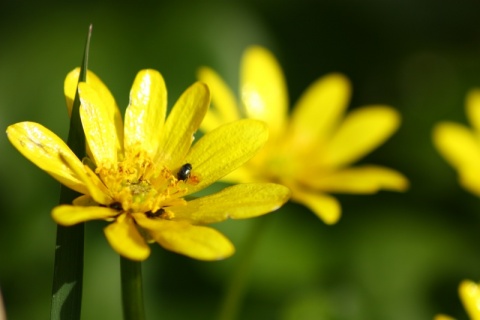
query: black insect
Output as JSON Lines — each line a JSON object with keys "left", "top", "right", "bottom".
{"left": 147, "top": 208, "right": 165, "bottom": 218}
{"left": 177, "top": 163, "right": 192, "bottom": 181}
{"left": 109, "top": 202, "right": 123, "bottom": 211}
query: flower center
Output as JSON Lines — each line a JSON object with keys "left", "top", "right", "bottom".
{"left": 250, "top": 142, "right": 299, "bottom": 183}
{"left": 96, "top": 149, "right": 188, "bottom": 215}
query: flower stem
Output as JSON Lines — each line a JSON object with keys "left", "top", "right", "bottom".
{"left": 217, "top": 216, "right": 269, "bottom": 320}
{"left": 120, "top": 257, "right": 146, "bottom": 320}
{"left": 50, "top": 25, "right": 92, "bottom": 320}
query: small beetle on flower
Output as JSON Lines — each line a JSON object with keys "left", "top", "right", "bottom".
{"left": 177, "top": 163, "right": 193, "bottom": 181}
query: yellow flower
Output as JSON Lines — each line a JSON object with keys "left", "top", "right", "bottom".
{"left": 433, "top": 90, "right": 480, "bottom": 196}
{"left": 6, "top": 68, "right": 290, "bottom": 261}
{"left": 198, "top": 46, "right": 408, "bottom": 224}
{"left": 435, "top": 280, "right": 480, "bottom": 320}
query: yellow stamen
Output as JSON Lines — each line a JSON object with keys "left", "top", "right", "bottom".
{"left": 96, "top": 148, "right": 188, "bottom": 215}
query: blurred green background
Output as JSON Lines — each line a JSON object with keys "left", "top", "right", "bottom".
{"left": 2, "top": 0, "right": 480, "bottom": 319}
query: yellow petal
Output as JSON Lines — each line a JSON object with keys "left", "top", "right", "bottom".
{"left": 466, "top": 89, "right": 480, "bottom": 134}
{"left": 184, "top": 119, "right": 269, "bottom": 195}
{"left": 65, "top": 68, "right": 123, "bottom": 147}
{"left": 171, "top": 183, "right": 290, "bottom": 224}
{"left": 78, "top": 82, "right": 118, "bottom": 166}
{"left": 104, "top": 213, "right": 151, "bottom": 261}
{"left": 240, "top": 46, "right": 288, "bottom": 139}
{"left": 221, "top": 165, "right": 256, "bottom": 184}
{"left": 307, "top": 165, "right": 409, "bottom": 194}
{"left": 65, "top": 69, "right": 124, "bottom": 158}
{"left": 52, "top": 204, "right": 117, "bottom": 226}
{"left": 321, "top": 106, "right": 400, "bottom": 168}
{"left": 72, "top": 195, "right": 97, "bottom": 206}
{"left": 287, "top": 73, "right": 350, "bottom": 150}
{"left": 433, "top": 315, "right": 456, "bottom": 320}
{"left": 434, "top": 122, "right": 480, "bottom": 168}
{"left": 134, "top": 215, "right": 234, "bottom": 260}
{"left": 433, "top": 122, "right": 480, "bottom": 195}
{"left": 198, "top": 67, "right": 241, "bottom": 132}
{"left": 155, "top": 82, "right": 209, "bottom": 168}
{"left": 124, "top": 69, "right": 167, "bottom": 156}
{"left": 64, "top": 68, "right": 81, "bottom": 115}
{"left": 457, "top": 166, "right": 480, "bottom": 197}
{"left": 459, "top": 280, "right": 480, "bottom": 320}
{"left": 290, "top": 188, "right": 341, "bottom": 224}
{"left": 6, "top": 122, "right": 88, "bottom": 195}
{"left": 58, "top": 153, "right": 113, "bottom": 205}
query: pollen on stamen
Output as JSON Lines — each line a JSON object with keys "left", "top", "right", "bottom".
{"left": 95, "top": 147, "right": 194, "bottom": 215}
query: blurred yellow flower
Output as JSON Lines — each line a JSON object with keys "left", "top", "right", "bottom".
{"left": 435, "top": 280, "right": 480, "bottom": 320}
{"left": 433, "top": 90, "right": 480, "bottom": 196}
{"left": 6, "top": 68, "right": 290, "bottom": 261}
{"left": 434, "top": 315, "right": 456, "bottom": 320}
{"left": 198, "top": 46, "right": 408, "bottom": 224}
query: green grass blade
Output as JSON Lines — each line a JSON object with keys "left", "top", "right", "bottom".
{"left": 50, "top": 24, "right": 92, "bottom": 320}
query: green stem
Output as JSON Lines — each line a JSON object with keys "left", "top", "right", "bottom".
{"left": 120, "top": 257, "right": 146, "bottom": 320}
{"left": 50, "top": 25, "right": 92, "bottom": 320}
{"left": 50, "top": 221, "right": 84, "bottom": 320}
{"left": 217, "top": 216, "right": 269, "bottom": 320}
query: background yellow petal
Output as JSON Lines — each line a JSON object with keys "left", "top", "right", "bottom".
{"left": 466, "top": 89, "right": 480, "bottom": 134}
{"left": 459, "top": 280, "right": 480, "bottom": 320}
{"left": 104, "top": 214, "right": 151, "bottom": 261}
{"left": 433, "top": 315, "right": 456, "bottom": 320}
{"left": 433, "top": 122, "right": 480, "bottom": 172}
{"left": 134, "top": 216, "right": 234, "bottom": 260}
{"left": 79, "top": 82, "right": 118, "bottom": 166}
{"left": 287, "top": 73, "right": 351, "bottom": 150}
{"left": 52, "top": 204, "right": 117, "bottom": 226}
{"left": 198, "top": 67, "right": 241, "bottom": 132}
{"left": 184, "top": 119, "right": 268, "bottom": 195}
{"left": 240, "top": 46, "right": 288, "bottom": 139}
{"left": 221, "top": 165, "right": 256, "bottom": 184}
{"left": 306, "top": 165, "right": 409, "bottom": 194}
{"left": 124, "top": 69, "right": 167, "bottom": 156}
{"left": 155, "top": 82, "right": 209, "bottom": 169}
{"left": 6, "top": 122, "right": 88, "bottom": 195}
{"left": 290, "top": 188, "right": 341, "bottom": 224}
{"left": 320, "top": 106, "right": 400, "bottom": 169}
{"left": 433, "top": 122, "right": 480, "bottom": 170}
{"left": 434, "top": 122, "right": 480, "bottom": 195}
{"left": 457, "top": 166, "right": 480, "bottom": 197}
{"left": 171, "top": 183, "right": 290, "bottom": 224}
